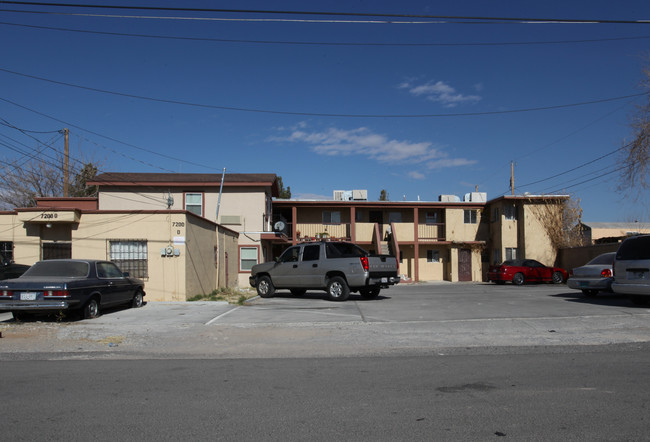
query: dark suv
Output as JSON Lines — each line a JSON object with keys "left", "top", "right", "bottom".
{"left": 612, "top": 235, "right": 650, "bottom": 305}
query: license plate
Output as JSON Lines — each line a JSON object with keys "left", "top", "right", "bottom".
{"left": 20, "top": 292, "right": 38, "bottom": 301}
{"left": 381, "top": 277, "right": 388, "bottom": 283}
{"left": 629, "top": 271, "right": 648, "bottom": 280}
{"left": 579, "top": 282, "right": 589, "bottom": 288}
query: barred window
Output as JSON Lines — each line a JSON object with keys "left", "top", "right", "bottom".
{"left": 0, "top": 241, "right": 14, "bottom": 263}
{"left": 109, "top": 240, "right": 148, "bottom": 279}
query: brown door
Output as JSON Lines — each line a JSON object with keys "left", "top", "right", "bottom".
{"left": 458, "top": 249, "right": 472, "bottom": 282}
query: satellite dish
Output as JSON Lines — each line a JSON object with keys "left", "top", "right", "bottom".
{"left": 274, "top": 221, "right": 286, "bottom": 232}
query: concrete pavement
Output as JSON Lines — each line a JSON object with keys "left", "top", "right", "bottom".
{"left": 1, "top": 282, "right": 649, "bottom": 359}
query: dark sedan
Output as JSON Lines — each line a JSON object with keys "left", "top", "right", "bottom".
{"left": 0, "top": 259, "right": 145, "bottom": 321}
{"left": 488, "top": 259, "right": 568, "bottom": 286}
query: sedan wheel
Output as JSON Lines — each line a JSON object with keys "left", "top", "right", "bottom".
{"left": 552, "top": 271, "right": 564, "bottom": 284}
{"left": 327, "top": 276, "right": 350, "bottom": 302}
{"left": 83, "top": 298, "right": 100, "bottom": 319}
{"left": 132, "top": 290, "right": 144, "bottom": 308}
{"left": 512, "top": 273, "right": 525, "bottom": 286}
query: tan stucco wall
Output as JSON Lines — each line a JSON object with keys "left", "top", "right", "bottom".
{"left": 0, "top": 211, "right": 232, "bottom": 302}
{"left": 97, "top": 185, "right": 270, "bottom": 290}
{"left": 522, "top": 204, "right": 557, "bottom": 266}
{"left": 445, "top": 208, "right": 485, "bottom": 241}
{"left": 417, "top": 246, "right": 445, "bottom": 280}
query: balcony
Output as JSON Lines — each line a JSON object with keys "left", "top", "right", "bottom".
{"left": 289, "top": 222, "right": 446, "bottom": 243}
{"left": 294, "top": 223, "right": 351, "bottom": 241}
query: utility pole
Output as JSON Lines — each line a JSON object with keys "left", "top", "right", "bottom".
{"left": 216, "top": 168, "right": 226, "bottom": 220}
{"left": 63, "top": 128, "right": 69, "bottom": 197}
{"left": 510, "top": 161, "right": 515, "bottom": 196}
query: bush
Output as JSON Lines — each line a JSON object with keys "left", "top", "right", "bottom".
{"left": 188, "top": 287, "right": 256, "bottom": 305}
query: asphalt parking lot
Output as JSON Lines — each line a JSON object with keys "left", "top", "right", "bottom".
{"left": 1, "top": 282, "right": 649, "bottom": 359}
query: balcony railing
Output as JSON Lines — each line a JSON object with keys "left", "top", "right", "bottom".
{"left": 294, "top": 223, "right": 351, "bottom": 241}
{"left": 288, "top": 222, "right": 445, "bottom": 242}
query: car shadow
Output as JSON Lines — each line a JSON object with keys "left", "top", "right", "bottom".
{"left": 268, "top": 291, "right": 391, "bottom": 302}
{"left": 551, "top": 291, "right": 640, "bottom": 307}
{"left": 1, "top": 302, "right": 148, "bottom": 323}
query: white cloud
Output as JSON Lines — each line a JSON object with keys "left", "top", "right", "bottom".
{"left": 407, "top": 171, "right": 426, "bottom": 180}
{"left": 427, "top": 158, "right": 477, "bottom": 169}
{"left": 400, "top": 79, "right": 481, "bottom": 108}
{"left": 279, "top": 126, "right": 476, "bottom": 170}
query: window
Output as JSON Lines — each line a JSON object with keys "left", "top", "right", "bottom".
{"left": 322, "top": 211, "right": 341, "bottom": 224}
{"left": 388, "top": 212, "right": 402, "bottom": 223}
{"left": 506, "top": 247, "right": 518, "bottom": 261}
{"left": 427, "top": 250, "right": 440, "bottom": 263}
{"left": 425, "top": 212, "right": 438, "bottom": 225}
{"left": 97, "top": 262, "right": 125, "bottom": 278}
{"left": 0, "top": 241, "right": 13, "bottom": 263}
{"left": 109, "top": 240, "right": 148, "bottom": 279}
{"left": 464, "top": 209, "right": 477, "bottom": 224}
{"left": 302, "top": 245, "right": 320, "bottom": 261}
{"left": 185, "top": 192, "right": 203, "bottom": 217}
{"left": 240, "top": 247, "right": 259, "bottom": 271}
{"left": 326, "top": 242, "right": 365, "bottom": 259}
{"left": 504, "top": 205, "right": 517, "bottom": 221}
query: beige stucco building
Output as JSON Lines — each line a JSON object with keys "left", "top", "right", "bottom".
{"left": 0, "top": 197, "right": 239, "bottom": 302}
{"left": 0, "top": 172, "right": 569, "bottom": 300}
{"left": 269, "top": 194, "right": 567, "bottom": 283}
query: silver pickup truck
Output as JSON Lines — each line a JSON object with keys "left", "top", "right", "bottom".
{"left": 249, "top": 241, "right": 400, "bottom": 301}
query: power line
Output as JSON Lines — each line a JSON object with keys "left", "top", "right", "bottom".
{"left": 3, "top": 20, "right": 650, "bottom": 47}
{"left": 0, "top": 96, "right": 219, "bottom": 171}
{"left": 1, "top": 2, "right": 650, "bottom": 25}
{"left": 1, "top": 67, "right": 647, "bottom": 118}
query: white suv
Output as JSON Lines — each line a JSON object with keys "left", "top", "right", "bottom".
{"left": 612, "top": 235, "right": 650, "bottom": 305}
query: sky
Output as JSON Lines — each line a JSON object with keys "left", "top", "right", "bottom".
{"left": 1, "top": 0, "right": 649, "bottom": 222}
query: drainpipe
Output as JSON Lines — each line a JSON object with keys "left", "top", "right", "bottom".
{"left": 216, "top": 168, "right": 226, "bottom": 221}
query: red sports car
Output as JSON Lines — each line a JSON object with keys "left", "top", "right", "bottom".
{"left": 488, "top": 259, "right": 567, "bottom": 285}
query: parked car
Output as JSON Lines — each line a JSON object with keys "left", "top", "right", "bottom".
{"left": 567, "top": 252, "right": 616, "bottom": 296}
{"left": 0, "top": 261, "right": 30, "bottom": 280}
{"left": 0, "top": 259, "right": 145, "bottom": 321}
{"left": 250, "top": 240, "right": 399, "bottom": 301}
{"left": 612, "top": 235, "right": 650, "bottom": 305}
{"left": 488, "top": 259, "right": 567, "bottom": 285}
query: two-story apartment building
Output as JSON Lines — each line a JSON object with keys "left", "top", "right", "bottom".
{"left": 0, "top": 172, "right": 567, "bottom": 301}
{"left": 266, "top": 193, "right": 567, "bottom": 283}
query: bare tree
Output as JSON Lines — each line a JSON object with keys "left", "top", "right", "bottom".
{"left": 0, "top": 155, "right": 99, "bottom": 209}
{"left": 529, "top": 196, "right": 585, "bottom": 251}
{"left": 620, "top": 59, "right": 650, "bottom": 194}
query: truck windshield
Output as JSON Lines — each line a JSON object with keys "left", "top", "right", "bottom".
{"left": 326, "top": 242, "right": 366, "bottom": 258}
{"left": 23, "top": 261, "right": 89, "bottom": 278}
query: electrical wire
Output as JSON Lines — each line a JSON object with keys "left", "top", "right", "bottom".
{"left": 1, "top": 67, "right": 647, "bottom": 118}
{"left": 3, "top": 20, "right": 650, "bottom": 47}
{"left": 1, "top": 2, "right": 650, "bottom": 25}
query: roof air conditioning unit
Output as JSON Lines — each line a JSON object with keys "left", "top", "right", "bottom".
{"left": 352, "top": 190, "right": 368, "bottom": 201}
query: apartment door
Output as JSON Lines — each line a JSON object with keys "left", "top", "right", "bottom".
{"left": 458, "top": 249, "right": 472, "bottom": 282}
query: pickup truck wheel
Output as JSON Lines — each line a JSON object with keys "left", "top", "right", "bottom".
{"left": 327, "top": 276, "right": 350, "bottom": 302}
{"left": 360, "top": 287, "right": 380, "bottom": 299}
{"left": 257, "top": 276, "right": 275, "bottom": 298}
{"left": 290, "top": 289, "right": 306, "bottom": 296}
